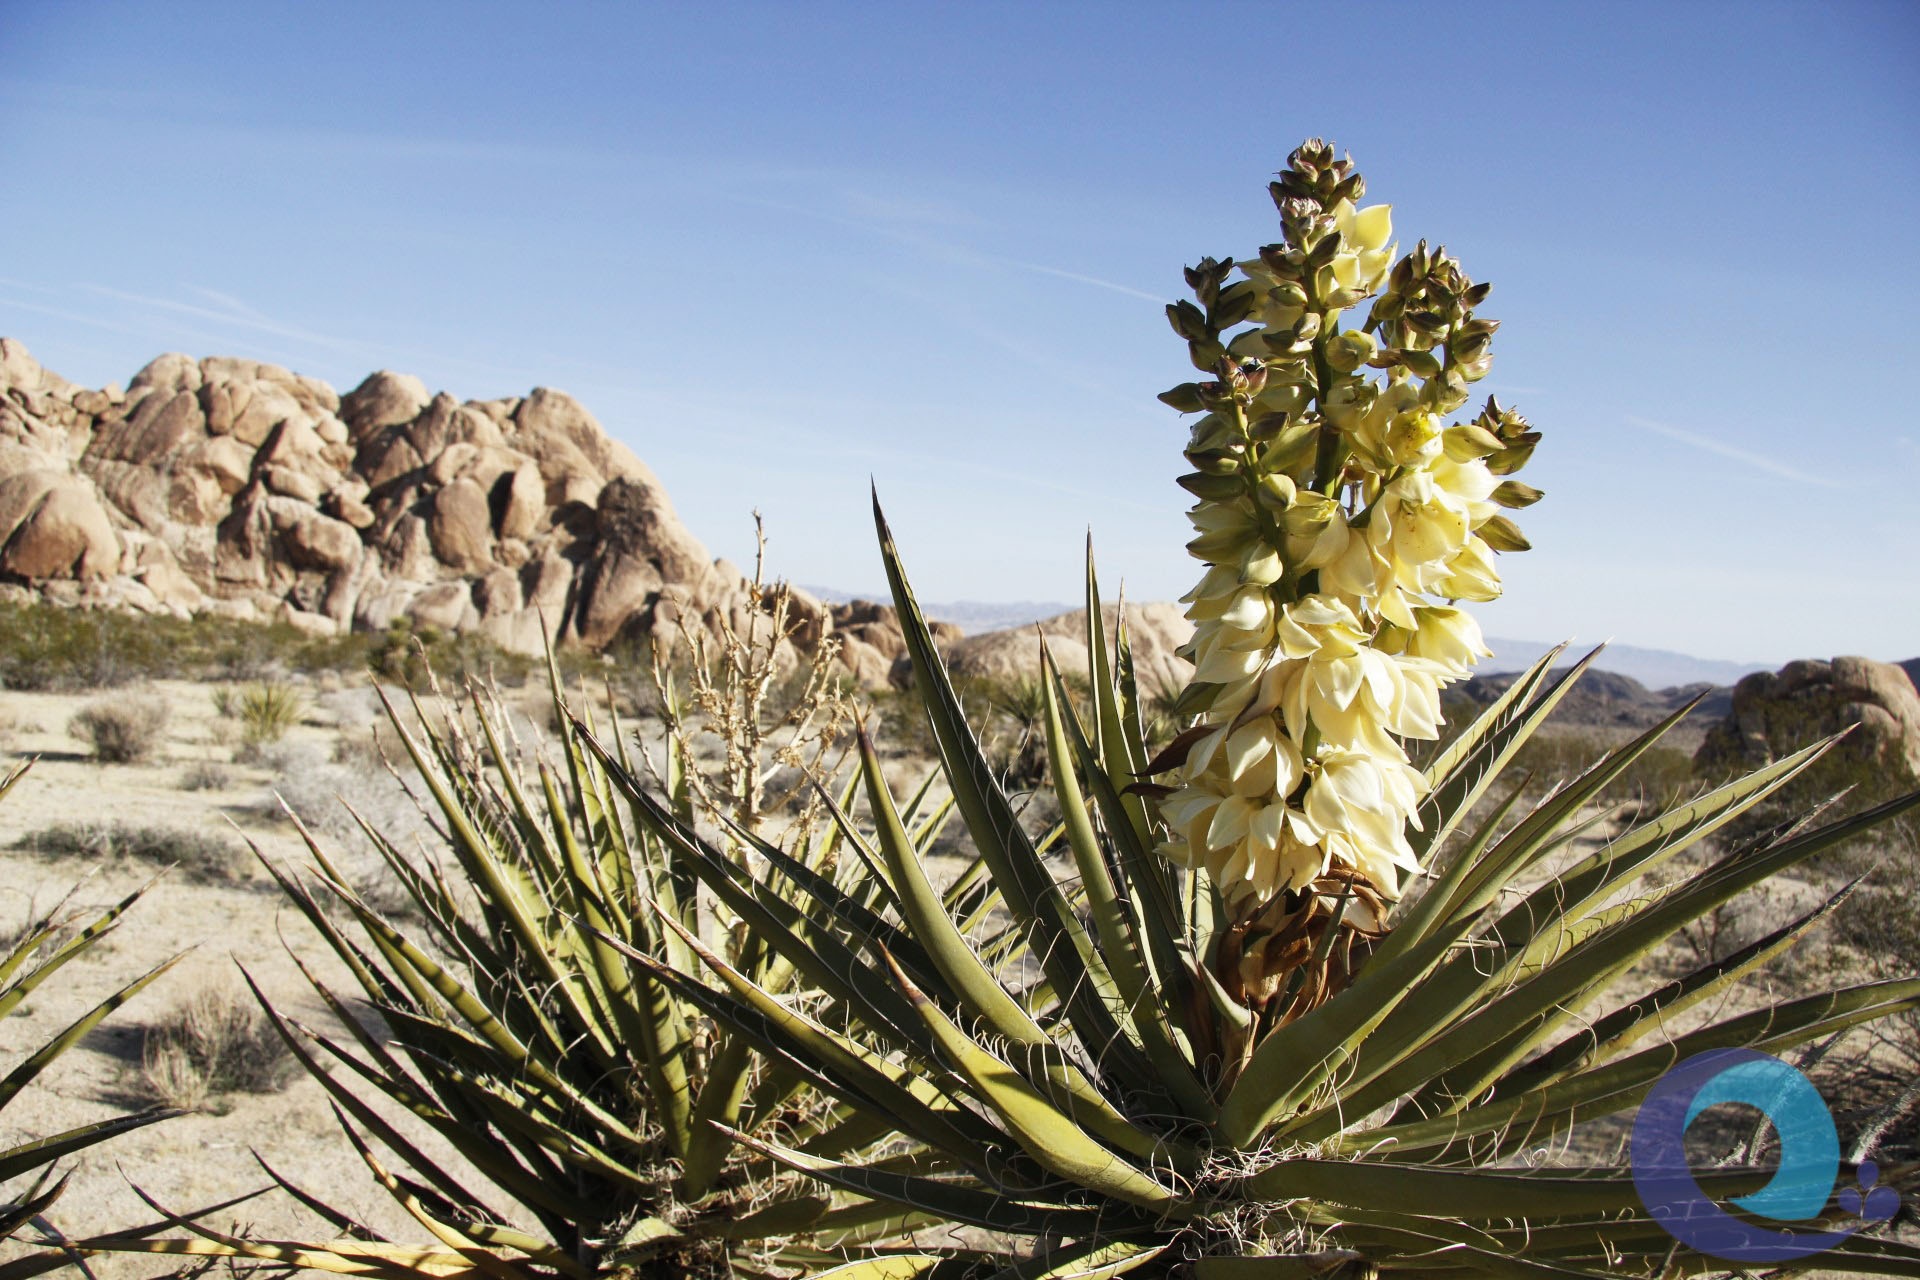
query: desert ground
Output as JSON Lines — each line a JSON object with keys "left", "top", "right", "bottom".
{"left": 0, "top": 672, "right": 568, "bottom": 1264}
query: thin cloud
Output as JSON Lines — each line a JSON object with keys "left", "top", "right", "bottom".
{"left": 75, "top": 283, "right": 364, "bottom": 353}
{"left": 1625, "top": 415, "right": 1844, "bottom": 489}
{"left": 989, "top": 257, "right": 1166, "bottom": 303}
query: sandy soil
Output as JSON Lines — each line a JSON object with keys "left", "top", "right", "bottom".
{"left": 0, "top": 675, "right": 530, "bottom": 1273}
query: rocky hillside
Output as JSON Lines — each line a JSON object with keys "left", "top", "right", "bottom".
{"left": 0, "top": 339, "right": 955, "bottom": 685}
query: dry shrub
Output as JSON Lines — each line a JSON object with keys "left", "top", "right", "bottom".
{"left": 137, "top": 984, "right": 294, "bottom": 1113}
{"left": 21, "top": 821, "right": 247, "bottom": 884}
{"left": 178, "top": 759, "right": 231, "bottom": 792}
{"left": 68, "top": 695, "right": 169, "bottom": 763}
{"left": 641, "top": 515, "right": 860, "bottom": 844}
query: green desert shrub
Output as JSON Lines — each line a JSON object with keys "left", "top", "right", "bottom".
{"left": 0, "top": 598, "right": 601, "bottom": 693}
{"left": 234, "top": 678, "right": 308, "bottom": 750}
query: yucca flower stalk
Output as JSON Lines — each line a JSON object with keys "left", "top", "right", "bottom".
{"left": 1154, "top": 141, "right": 1542, "bottom": 1042}
{"left": 587, "top": 142, "right": 1920, "bottom": 1279}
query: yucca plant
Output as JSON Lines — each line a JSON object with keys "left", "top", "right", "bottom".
{"left": 0, "top": 761, "right": 195, "bottom": 1279}
{"left": 235, "top": 678, "right": 309, "bottom": 749}
{"left": 106, "top": 633, "right": 938, "bottom": 1279}
{"left": 568, "top": 142, "right": 1920, "bottom": 1278}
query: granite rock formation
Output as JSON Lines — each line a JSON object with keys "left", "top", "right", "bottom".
{"left": 0, "top": 339, "right": 902, "bottom": 679}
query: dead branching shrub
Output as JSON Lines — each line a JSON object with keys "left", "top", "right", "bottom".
{"left": 136, "top": 984, "right": 294, "bottom": 1113}
{"left": 641, "top": 514, "right": 861, "bottom": 847}
{"left": 68, "top": 695, "right": 169, "bottom": 763}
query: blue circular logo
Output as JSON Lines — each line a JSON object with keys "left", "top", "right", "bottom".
{"left": 1630, "top": 1048, "right": 1899, "bottom": 1262}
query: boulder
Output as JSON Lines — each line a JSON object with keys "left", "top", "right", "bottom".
{"left": 494, "top": 462, "right": 545, "bottom": 540}
{"left": 1695, "top": 655, "right": 1920, "bottom": 815}
{"left": 427, "top": 477, "right": 494, "bottom": 571}
{"left": 281, "top": 510, "right": 364, "bottom": 573}
{"left": 0, "top": 470, "right": 121, "bottom": 580}
{"left": 938, "top": 604, "right": 1193, "bottom": 691}
{"left": 340, "top": 370, "right": 430, "bottom": 439}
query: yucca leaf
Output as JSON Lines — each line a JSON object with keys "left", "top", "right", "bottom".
{"left": 328, "top": 1118, "right": 546, "bottom": 1280}
{"left": 375, "top": 685, "right": 586, "bottom": 1027}
{"left": 1242, "top": 1159, "right": 1764, "bottom": 1219}
{"left": 1051, "top": 670, "right": 1201, "bottom": 1050}
{"left": 874, "top": 494, "right": 1134, "bottom": 1058}
{"left": 613, "top": 918, "right": 1011, "bottom": 1168}
{"left": 1420, "top": 644, "right": 1568, "bottom": 794}
{"left": 1303, "top": 712, "right": 1832, "bottom": 1133}
{"left": 719, "top": 1124, "right": 1112, "bottom": 1235}
{"left": 0, "top": 1110, "right": 177, "bottom": 1186}
{"left": 1406, "top": 787, "right": 1920, "bottom": 1116}
{"left": 841, "top": 793, "right": 1189, "bottom": 1166}
{"left": 1190, "top": 1253, "right": 1373, "bottom": 1280}
{"left": 1345, "top": 978, "right": 1920, "bottom": 1157}
{"left": 0, "top": 1170, "right": 66, "bottom": 1246}
{"left": 0, "top": 953, "right": 184, "bottom": 1111}
{"left": 884, "top": 953, "right": 1185, "bottom": 1211}
{"left": 582, "top": 722, "right": 943, "bottom": 988}
{"left": 1436, "top": 690, "right": 1711, "bottom": 929}
{"left": 985, "top": 1238, "right": 1169, "bottom": 1280}
{"left": 590, "top": 735, "right": 946, "bottom": 1060}
{"left": 0, "top": 880, "right": 153, "bottom": 1018}
{"left": 1472, "top": 877, "right": 1861, "bottom": 1101}
{"left": 1084, "top": 549, "right": 1153, "bottom": 851}
{"left": 681, "top": 1036, "right": 754, "bottom": 1199}
{"left": 242, "top": 963, "right": 553, "bottom": 1224}
{"left": 111, "top": 1178, "right": 487, "bottom": 1280}
{"left": 1039, "top": 649, "right": 1213, "bottom": 1120}
{"left": 803, "top": 1253, "right": 972, "bottom": 1280}
{"left": 857, "top": 729, "right": 1076, "bottom": 1056}
{"left": 1218, "top": 888, "right": 1488, "bottom": 1145}
{"left": 706, "top": 1195, "right": 831, "bottom": 1240}
{"left": 250, "top": 1152, "right": 386, "bottom": 1243}
{"left": 1381, "top": 646, "right": 1590, "bottom": 958}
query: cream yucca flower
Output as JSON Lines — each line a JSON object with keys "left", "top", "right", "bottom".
{"left": 1156, "top": 140, "right": 1543, "bottom": 1012}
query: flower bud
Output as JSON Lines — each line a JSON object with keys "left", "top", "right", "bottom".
{"left": 1442, "top": 423, "right": 1505, "bottom": 461}
{"left": 1324, "top": 330, "right": 1377, "bottom": 373}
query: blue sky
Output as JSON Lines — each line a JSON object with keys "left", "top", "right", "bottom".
{"left": 3, "top": 2, "right": 1916, "bottom": 663}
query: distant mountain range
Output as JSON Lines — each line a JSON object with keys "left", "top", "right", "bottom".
{"left": 1477, "top": 638, "right": 1772, "bottom": 691}
{"left": 800, "top": 586, "right": 1792, "bottom": 692}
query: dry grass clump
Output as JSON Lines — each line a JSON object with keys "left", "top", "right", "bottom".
{"left": 67, "top": 695, "right": 170, "bottom": 763}
{"left": 19, "top": 820, "right": 248, "bottom": 884}
{"left": 178, "top": 759, "right": 232, "bottom": 791}
{"left": 136, "top": 984, "right": 294, "bottom": 1113}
